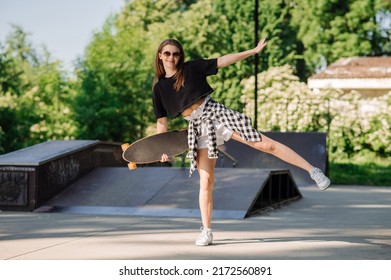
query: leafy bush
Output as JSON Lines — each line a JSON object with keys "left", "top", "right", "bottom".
{"left": 241, "top": 65, "right": 391, "bottom": 161}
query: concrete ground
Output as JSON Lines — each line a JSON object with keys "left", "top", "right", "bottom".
{"left": 1, "top": 184, "right": 390, "bottom": 260}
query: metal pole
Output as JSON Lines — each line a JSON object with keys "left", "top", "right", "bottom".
{"left": 254, "top": 0, "right": 259, "bottom": 129}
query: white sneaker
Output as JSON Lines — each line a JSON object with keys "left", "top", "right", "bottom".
{"left": 309, "top": 167, "right": 331, "bottom": 191}
{"left": 195, "top": 227, "right": 213, "bottom": 246}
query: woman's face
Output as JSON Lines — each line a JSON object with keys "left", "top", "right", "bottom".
{"left": 159, "top": 44, "right": 181, "bottom": 72}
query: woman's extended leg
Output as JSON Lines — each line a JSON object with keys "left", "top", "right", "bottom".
{"left": 231, "top": 132, "right": 312, "bottom": 171}
{"left": 195, "top": 148, "right": 216, "bottom": 246}
{"left": 230, "top": 132, "right": 330, "bottom": 190}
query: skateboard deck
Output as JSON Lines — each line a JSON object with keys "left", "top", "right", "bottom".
{"left": 121, "top": 129, "right": 188, "bottom": 169}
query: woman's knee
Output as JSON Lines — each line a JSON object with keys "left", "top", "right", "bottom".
{"left": 197, "top": 149, "right": 216, "bottom": 191}
{"left": 258, "top": 139, "right": 276, "bottom": 153}
{"left": 231, "top": 132, "right": 276, "bottom": 153}
{"left": 199, "top": 173, "right": 214, "bottom": 191}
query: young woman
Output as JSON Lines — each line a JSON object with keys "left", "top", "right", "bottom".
{"left": 152, "top": 37, "right": 330, "bottom": 246}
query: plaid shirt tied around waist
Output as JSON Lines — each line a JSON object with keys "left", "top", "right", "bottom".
{"left": 186, "top": 98, "right": 262, "bottom": 177}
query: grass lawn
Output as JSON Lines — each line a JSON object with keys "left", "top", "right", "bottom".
{"left": 329, "top": 159, "right": 391, "bottom": 186}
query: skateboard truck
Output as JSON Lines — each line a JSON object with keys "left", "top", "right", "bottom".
{"left": 121, "top": 143, "right": 137, "bottom": 170}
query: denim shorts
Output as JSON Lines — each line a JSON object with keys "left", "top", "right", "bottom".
{"left": 184, "top": 96, "right": 233, "bottom": 149}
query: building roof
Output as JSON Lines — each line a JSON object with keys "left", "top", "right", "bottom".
{"left": 308, "top": 57, "right": 391, "bottom": 95}
{"left": 310, "top": 57, "right": 391, "bottom": 79}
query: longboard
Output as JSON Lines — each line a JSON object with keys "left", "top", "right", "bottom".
{"left": 121, "top": 129, "right": 188, "bottom": 169}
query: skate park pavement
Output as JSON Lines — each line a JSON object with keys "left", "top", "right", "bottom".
{"left": 1, "top": 183, "right": 390, "bottom": 260}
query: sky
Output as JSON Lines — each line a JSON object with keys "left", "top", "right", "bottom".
{"left": 0, "top": 0, "right": 126, "bottom": 70}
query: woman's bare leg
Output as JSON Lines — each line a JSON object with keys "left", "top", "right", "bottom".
{"left": 231, "top": 132, "right": 313, "bottom": 172}
{"left": 194, "top": 148, "right": 216, "bottom": 246}
{"left": 230, "top": 132, "right": 330, "bottom": 190}
{"left": 197, "top": 148, "right": 217, "bottom": 229}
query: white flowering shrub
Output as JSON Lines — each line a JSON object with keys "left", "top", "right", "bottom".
{"left": 241, "top": 65, "right": 391, "bottom": 160}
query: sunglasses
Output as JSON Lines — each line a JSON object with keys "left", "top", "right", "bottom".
{"left": 161, "top": 51, "right": 181, "bottom": 58}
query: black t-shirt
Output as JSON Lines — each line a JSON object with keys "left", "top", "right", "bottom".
{"left": 153, "top": 58, "right": 218, "bottom": 119}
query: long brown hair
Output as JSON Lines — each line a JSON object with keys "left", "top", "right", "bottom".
{"left": 153, "top": 38, "right": 185, "bottom": 92}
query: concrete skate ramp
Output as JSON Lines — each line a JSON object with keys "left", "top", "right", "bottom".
{"left": 36, "top": 167, "right": 301, "bottom": 219}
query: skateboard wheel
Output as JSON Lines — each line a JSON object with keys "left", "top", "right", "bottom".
{"left": 121, "top": 143, "right": 130, "bottom": 152}
{"left": 128, "top": 162, "right": 137, "bottom": 170}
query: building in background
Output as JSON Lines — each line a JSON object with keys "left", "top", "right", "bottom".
{"left": 308, "top": 57, "right": 391, "bottom": 98}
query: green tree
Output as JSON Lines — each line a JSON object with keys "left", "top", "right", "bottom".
{"left": 0, "top": 43, "right": 21, "bottom": 153}
{"left": 166, "top": 0, "right": 303, "bottom": 110}
{"left": 291, "top": 0, "right": 391, "bottom": 75}
{"left": 0, "top": 26, "right": 76, "bottom": 153}
{"left": 74, "top": 0, "right": 201, "bottom": 141}
{"left": 74, "top": 0, "right": 390, "bottom": 141}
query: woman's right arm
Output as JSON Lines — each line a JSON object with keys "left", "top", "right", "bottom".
{"left": 157, "top": 117, "right": 168, "bottom": 134}
{"left": 157, "top": 117, "right": 169, "bottom": 162}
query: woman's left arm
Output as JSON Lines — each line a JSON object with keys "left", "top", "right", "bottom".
{"left": 217, "top": 37, "right": 267, "bottom": 68}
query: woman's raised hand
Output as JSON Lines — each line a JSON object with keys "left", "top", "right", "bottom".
{"left": 253, "top": 37, "right": 267, "bottom": 54}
